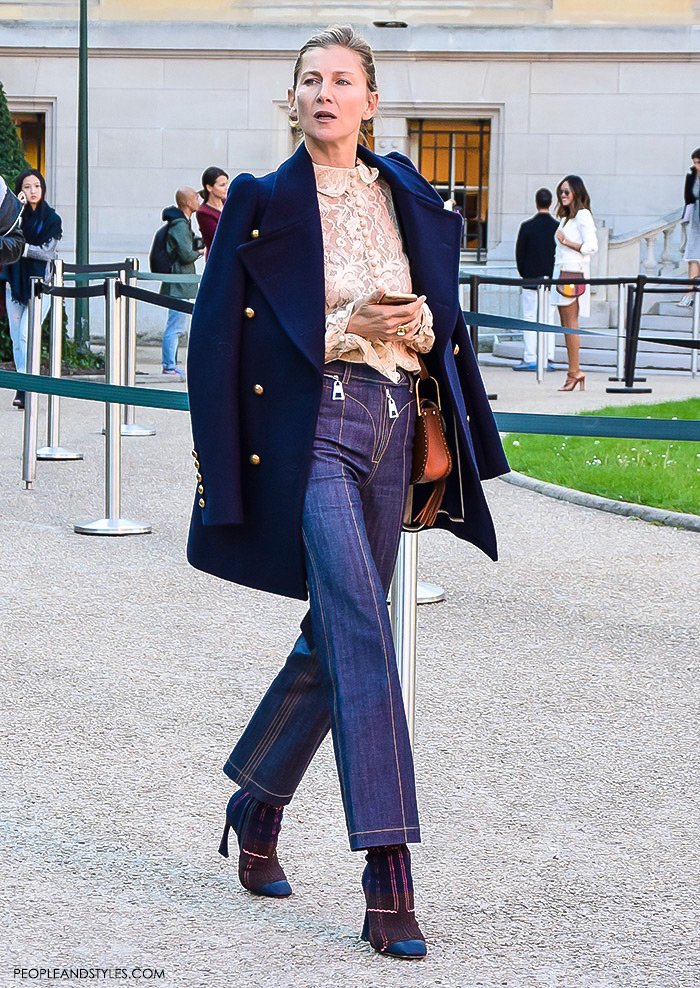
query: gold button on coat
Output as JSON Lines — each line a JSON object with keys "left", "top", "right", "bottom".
{"left": 193, "top": 459, "right": 200, "bottom": 470}
{"left": 198, "top": 484, "right": 204, "bottom": 494}
{"left": 453, "top": 344, "right": 460, "bottom": 355}
{"left": 191, "top": 449, "right": 198, "bottom": 458}
{"left": 198, "top": 498, "right": 205, "bottom": 508}
{"left": 196, "top": 473, "right": 202, "bottom": 482}
{"left": 251, "top": 229, "right": 260, "bottom": 239}
{"left": 249, "top": 454, "right": 261, "bottom": 466}
{"left": 244, "top": 307, "right": 255, "bottom": 319}
{"left": 253, "top": 384, "right": 264, "bottom": 395}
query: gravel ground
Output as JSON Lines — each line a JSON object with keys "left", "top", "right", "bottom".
{"left": 1, "top": 361, "right": 699, "bottom": 988}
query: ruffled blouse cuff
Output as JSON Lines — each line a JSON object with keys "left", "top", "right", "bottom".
{"left": 324, "top": 300, "right": 435, "bottom": 363}
{"left": 406, "top": 302, "right": 434, "bottom": 354}
{"left": 324, "top": 301, "right": 360, "bottom": 361}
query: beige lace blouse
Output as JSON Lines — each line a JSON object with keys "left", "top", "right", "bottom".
{"left": 313, "top": 157, "right": 434, "bottom": 383}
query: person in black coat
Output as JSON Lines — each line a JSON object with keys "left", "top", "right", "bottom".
{"left": 187, "top": 25, "right": 508, "bottom": 960}
{"left": 513, "top": 188, "right": 559, "bottom": 370}
{"left": 0, "top": 176, "right": 25, "bottom": 265}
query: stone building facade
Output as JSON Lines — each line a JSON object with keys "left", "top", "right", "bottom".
{"left": 1, "top": 2, "right": 698, "bottom": 308}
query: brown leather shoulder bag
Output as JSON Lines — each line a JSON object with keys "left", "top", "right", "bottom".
{"left": 408, "top": 360, "right": 453, "bottom": 529}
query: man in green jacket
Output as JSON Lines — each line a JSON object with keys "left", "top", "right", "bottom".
{"left": 160, "top": 186, "right": 204, "bottom": 378}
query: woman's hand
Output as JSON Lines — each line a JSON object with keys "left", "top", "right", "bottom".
{"left": 556, "top": 229, "right": 581, "bottom": 250}
{"left": 347, "top": 289, "right": 427, "bottom": 342}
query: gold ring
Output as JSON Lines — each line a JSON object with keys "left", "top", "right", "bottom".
{"left": 396, "top": 324, "right": 409, "bottom": 336}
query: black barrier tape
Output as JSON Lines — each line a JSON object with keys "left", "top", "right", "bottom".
{"left": 642, "top": 286, "right": 700, "bottom": 294}
{"left": 116, "top": 282, "right": 194, "bottom": 314}
{"left": 34, "top": 280, "right": 107, "bottom": 299}
{"left": 460, "top": 310, "right": 700, "bottom": 349}
{"left": 640, "top": 335, "right": 700, "bottom": 349}
{"left": 1, "top": 370, "right": 699, "bottom": 442}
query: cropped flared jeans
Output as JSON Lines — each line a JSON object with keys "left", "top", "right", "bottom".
{"left": 224, "top": 360, "right": 420, "bottom": 850}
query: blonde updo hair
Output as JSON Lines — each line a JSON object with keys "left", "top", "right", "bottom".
{"left": 291, "top": 25, "right": 378, "bottom": 143}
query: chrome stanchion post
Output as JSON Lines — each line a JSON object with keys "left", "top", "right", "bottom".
{"left": 611, "top": 281, "right": 627, "bottom": 382}
{"left": 21, "top": 278, "right": 44, "bottom": 490}
{"left": 37, "top": 258, "right": 83, "bottom": 461}
{"left": 535, "top": 282, "right": 547, "bottom": 383}
{"left": 74, "top": 279, "right": 152, "bottom": 536}
{"left": 122, "top": 256, "right": 155, "bottom": 437}
{"left": 691, "top": 285, "right": 699, "bottom": 380}
{"left": 390, "top": 531, "right": 419, "bottom": 748}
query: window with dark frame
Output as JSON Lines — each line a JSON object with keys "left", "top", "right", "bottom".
{"left": 11, "top": 112, "right": 45, "bottom": 173}
{"left": 409, "top": 119, "right": 490, "bottom": 260}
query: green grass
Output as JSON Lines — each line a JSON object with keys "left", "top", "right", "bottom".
{"left": 506, "top": 398, "right": 700, "bottom": 516}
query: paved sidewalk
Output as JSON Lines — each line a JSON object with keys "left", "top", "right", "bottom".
{"left": 1, "top": 360, "right": 698, "bottom": 988}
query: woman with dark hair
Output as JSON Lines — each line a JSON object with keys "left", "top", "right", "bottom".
{"left": 678, "top": 148, "right": 700, "bottom": 308}
{"left": 196, "top": 166, "right": 229, "bottom": 256}
{"left": 187, "top": 25, "right": 508, "bottom": 960}
{"left": 0, "top": 168, "right": 62, "bottom": 409}
{"left": 550, "top": 174, "right": 598, "bottom": 392}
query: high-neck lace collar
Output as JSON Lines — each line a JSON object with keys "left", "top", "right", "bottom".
{"left": 312, "top": 158, "right": 380, "bottom": 197}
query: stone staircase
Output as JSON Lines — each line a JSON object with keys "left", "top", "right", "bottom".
{"left": 490, "top": 296, "right": 695, "bottom": 371}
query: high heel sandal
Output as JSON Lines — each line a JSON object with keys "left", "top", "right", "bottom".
{"left": 218, "top": 790, "right": 292, "bottom": 898}
{"left": 360, "top": 845, "right": 427, "bottom": 959}
{"left": 558, "top": 372, "right": 585, "bottom": 392}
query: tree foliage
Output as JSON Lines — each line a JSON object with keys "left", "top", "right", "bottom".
{"left": 0, "top": 80, "right": 30, "bottom": 189}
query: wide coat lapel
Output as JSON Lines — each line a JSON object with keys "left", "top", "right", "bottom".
{"left": 237, "top": 142, "right": 463, "bottom": 370}
{"left": 356, "top": 145, "right": 463, "bottom": 353}
{"left": 237, "top": 143, "right": 326, "bottom": 372}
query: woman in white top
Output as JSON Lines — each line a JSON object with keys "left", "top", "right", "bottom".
{"left": 550, "top": 175, "right": 598, "bottom": 391}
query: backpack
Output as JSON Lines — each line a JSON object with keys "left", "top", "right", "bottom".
{"left": 149, "top": 224, "right": 173, "bottom": 274}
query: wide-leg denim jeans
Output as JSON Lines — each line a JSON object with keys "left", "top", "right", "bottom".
{"left": 224, "top": 360, "right": 420, "bottom": 850}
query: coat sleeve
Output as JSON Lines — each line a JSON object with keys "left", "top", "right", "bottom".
{"left": 685, "top": 172, "right": 696, "bottom": 207}
{"left": 515, "top": 222, "right": 527, "bottom": 277}
{"left": 169, "top": 221, "right": 200, "bottom": 265}
{"left": 0, "top": 229, "right": 26, "bottom": 266}
{"left": 197, "top": 207, "right": 219, "bottom": 252}
{"left": 187, "top": 172, "right": 259, "bottom": 526}
{"left": 576, "top": 209, "right": 598, "bottom": 256}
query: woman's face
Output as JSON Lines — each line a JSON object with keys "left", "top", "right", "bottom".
{"left": 207, "top": 174, "right": 229, "bottom": 202}
{"left": 21, "top": 174, "right": 43, "bottom": 207}
{"left": 288, "top": 45, "right": 378, "bottom": 148}
{"left": 558, "top": 183, "right": 573, "bottom": 208}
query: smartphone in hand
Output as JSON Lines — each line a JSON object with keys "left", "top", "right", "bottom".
{"left": 378, "top": 291, "right": 418, "bottom": 305}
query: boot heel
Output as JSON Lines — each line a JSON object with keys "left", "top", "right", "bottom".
{"left": 218, "top": 819, "right": 231, "bottom": 858}
{"left": 360, "top": 911, "right": 369, "bottom": 942}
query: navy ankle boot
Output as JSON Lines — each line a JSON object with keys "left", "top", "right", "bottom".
{"left": 361, "top": 845, "right": 426, "bottom": 959}
{"left": 219, "top": 790, "right": 292, "bottom": 898}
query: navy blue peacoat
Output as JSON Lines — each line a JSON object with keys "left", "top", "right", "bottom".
{"left": 186, "top": 143, "right": 509, "bottom": 600}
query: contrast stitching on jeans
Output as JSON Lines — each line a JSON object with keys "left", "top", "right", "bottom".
{"left": 361, "top": 395, "right": 414, "bottom": 491}
{"left": 301, "top": 526, "right": 352, "bottom": 820}
{"left": 236, "top": 663, "right": 317, "bottom": 783}
{"left": 349, "top": 826, "right": 420, "bottom": 836}
{"left": 339, "top": 464, "right": 410, "bottom": 838}
{"left": 343, "top": 392, "right": 377, "bottom": 454}
{"left": 237, "top": 664, "right": 317, "bottom": 780}
{"left": 225, "top": 760, "right": 295, "bottom": 799}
